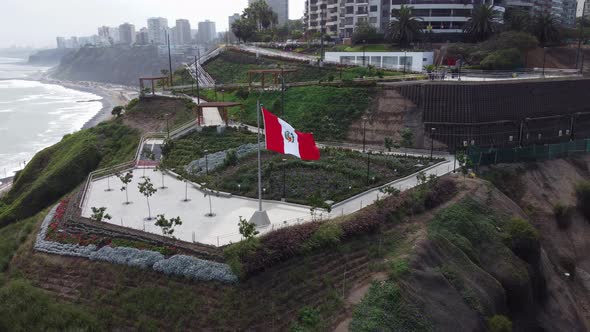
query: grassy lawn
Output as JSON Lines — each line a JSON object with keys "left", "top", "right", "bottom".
{"left": 189, "top": 85, "right": 376, "bottom": 141}
{"left": 203, "top": 49, "right": 402, "bottom": 84}
{"left": 187, "top": 148, "right": 437, "bottom": 205}
{"left": 162, "top": 126, "right": 258, "bottom": 173}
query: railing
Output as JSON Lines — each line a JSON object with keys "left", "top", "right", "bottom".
{"left": 78, "top": 117, "right": 200, "bottom": 209}
{"left": 438, "top": 68, "right": 581, "bottom": 81}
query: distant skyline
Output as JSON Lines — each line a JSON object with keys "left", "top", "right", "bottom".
{"left": 0, "top": 0, "right": 305, "bottom": 48}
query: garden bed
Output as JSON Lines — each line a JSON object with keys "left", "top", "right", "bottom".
{"left": 184, "top": 147, "right": 443, "bottom": 206}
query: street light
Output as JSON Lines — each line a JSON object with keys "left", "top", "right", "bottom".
{"left": 430, "top": 127, "right": 436, "bottom": 160}
{"left": 542, "top": 47, "right": 547, "bottom": 78}
{"left": 282, "top": 158, "right": 287, "bottom": 201}
{"left": 362, "top": 39, "right": 367, "bottom": 67}
{"left": 362, "top": 116, "right": 368, "bottom": 152}
{"left": 203, "top": 149, "right": 209, "bottom": 176}
{"left": 366, "top": 150, "right": 371, "bottom": 186}
{"left": 164, "top": 113, "right": 170, "bottom": 139}
{"left": 221, "top": 89, "right": 225, "bottom": 102}
{"left": 403, "top": 50, "right": 407, "bottom": 74}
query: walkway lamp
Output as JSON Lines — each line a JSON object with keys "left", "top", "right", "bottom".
{"left": 366, "top": 151, "right": 372, "bottom": 185}
{"left": 282, "top": 158, "right": 287, "bottom": 200}
{"left": 430, "top": 127, "right": 436, "bottom": 160}
{"left": 362, "top": 116, "right": 369, "bottom": 152}
{"left": 204, "top": 149, "right": 209, "bottom": 176}
{"left": 542, "top": 47, "right": 547, "bottom": 78}
{"left": 363, "top": 39, "right": 367, "bottom": 67}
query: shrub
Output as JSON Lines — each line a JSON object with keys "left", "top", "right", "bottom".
{"left": 341, "top": 209, "right": 384, "bottom": 238}
{"left": 223, "top": 149, "right": 238, "bottom": 167}
{"left": 575, "top": 181, "right": 590, "bottom": 221}
{"left": 504, "top": 217, "right": 539, "bottom": 262}
{"left": 235, "top": 87, "right": 250, "bottom": 100}
{"left": 553, "top": 203, "right": 572, "bottom": 229}
{"left": 424, "top": 177, "right": 457, "bottom": 209}
{"left": 291, "top": 306, "right": 321, "bottom": 332}
{"left": 152, "top": 255, "right": 237, "bottom": 283}
{"left": 487, "top": 315, "right": 512, "bottom": 332}
{"left": 302, "top": 222, "right": 343, "bottom": 251}
{"left": 480, "top": 48, "right": 522, "bottom": 70}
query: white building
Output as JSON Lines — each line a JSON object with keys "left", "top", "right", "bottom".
{"left": 228, "top": 13, "right": 241, "bottom": 43}
{"left": 98, "top": 26, "right": 119, "bottom": 45}
{"left": 119, "top": 23, "right": 136, "bottom": 45}
{"left": 148, "top": 17, "right": 169, "bottom": 45}
{"left": 324, "top": 51, "right": 434, "bottom": 72}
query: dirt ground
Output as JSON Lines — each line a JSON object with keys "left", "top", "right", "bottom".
{"left": 122, "top": 96, "right": 196, "bottom": 134}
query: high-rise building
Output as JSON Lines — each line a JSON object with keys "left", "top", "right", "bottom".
{"left": 98, "top": 26, "right": 120, "bottom": 45}
{"left": 228, "top": 13, "right": 241, "bottom": 43}
{"left": 305, "top": 0, "right": 505, "bottom": 38}
{"left": 56, "top": 37, "right": 66, "bottom": 49}
{"left": 175, "top": 19, "right": 192, "bottom": 45}
{"left": 584, "top": 0, "right": 590, "bottom": 16}
{"left": 249, "top": 0, "right": 289, "bottom": 26}
{"left": 562, "top": 0, "right": 578, "bottom": 26}
{"left": 119, "top": 23, "right": 136, "bottom": 45}
{"left": 198, "top": 20, "right": 217, "bottom": 44}
{"left": 136, "top": 28, "right": 150, "bottom": 45}
{"left": 147, "top": 17, "right": 169, "bottom": 44}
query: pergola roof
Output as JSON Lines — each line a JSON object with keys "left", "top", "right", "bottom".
{"left": 247, "top": 69, "right": 298, "bottom": 74}
{"left": 195, "top": 102, "right": 242, "bottom": 109}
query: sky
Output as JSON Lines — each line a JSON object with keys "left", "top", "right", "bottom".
{"left": 0, "top": 0, "right": 306, "bottom": 48}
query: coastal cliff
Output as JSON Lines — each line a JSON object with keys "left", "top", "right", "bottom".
{"left": 50, "top": 46, "right": 185, "bottom": 86}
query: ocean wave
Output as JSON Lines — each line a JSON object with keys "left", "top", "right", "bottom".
{"left": 0, "top": 109, "right": 14, "bottom": 113}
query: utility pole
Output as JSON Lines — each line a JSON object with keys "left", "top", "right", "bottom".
{"left": 167, "top": 30, "right": 173, "bottom": 87}
{"left": 542, "top": 47, "right": 547, "bottom": 78}
{"left": 430, "top": 127, "right": 436, "bottom": 160}
{"left": 195, "top": 54, "right": 200, "bottom": 105}
{"left": 281, "top": 66, "right": 285, "bottom": 117}
{"left": 576, "top": 11, "right": 585, "bottom": 72}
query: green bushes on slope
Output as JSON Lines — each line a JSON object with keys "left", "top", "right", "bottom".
{"left": 194, "top": 85, "right": 375, "bottom": 141}
{"left": 0, "top": 279, "right": 98, "bottom": 331}
{"left": 0, "top": 121, "right": 139, "bottom": 226}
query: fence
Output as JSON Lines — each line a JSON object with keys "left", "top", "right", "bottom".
{"left": 467, "top": 138, "right": 590, "bottom": 166}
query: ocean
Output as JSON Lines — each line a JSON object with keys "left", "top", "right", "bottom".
{"left": 0, "top": 56, "right": 102, "bottom": 178}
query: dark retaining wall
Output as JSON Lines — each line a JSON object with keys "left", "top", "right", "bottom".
{"left": 392, "top": 78, "right": 590, "bottom": 150}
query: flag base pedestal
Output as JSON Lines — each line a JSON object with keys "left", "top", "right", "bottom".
{"left": 249, "top": 210, "right": 271, "bottom": 227}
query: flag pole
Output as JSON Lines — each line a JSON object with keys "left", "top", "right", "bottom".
{"left": 257, "top": 100, "right": 262, "bottom": 212}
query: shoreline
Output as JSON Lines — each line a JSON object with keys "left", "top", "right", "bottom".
{"left": 39, "top": 75, "right": 138, "bottom": 129}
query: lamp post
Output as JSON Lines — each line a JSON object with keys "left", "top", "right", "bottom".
{"left": 281, "top": 66, "right": 285, "bottom": 117}
{"left": 203, "top": 149, "right": 209, "bottom": 176}
{"left": 166, "top": 30, "right": 173, "bottom": 87}
{"left": 195, "top": 53, "right": 201, "bottom": 105}
{"left": 282, "top": 158, "right": 287, "bottom": 201}
{"left": 430, "top": 127, "right": 436, "bottom": 160}
{"left": 403, "top": 50, "right": 407, "bottom": 73}
{"left": 164, "top": 113, "right": 170, "bottom": 139}
{"left": 362, "top": 39, "right": 367, "bottom": 67}
{"left": 221, "top": 89, "right": 225, "bottom": 102}
{"left": 366, "top": 150, "right": 371, "bottom": 186}
{"left": 362, "top": 116, "right": 368, "bottom": 152}
{"left": 542, "top": 47, "right": 547, "bottom": 78}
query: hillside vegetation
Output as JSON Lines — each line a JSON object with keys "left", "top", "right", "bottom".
{"left": 203, "top": 49, "right": 402, "bottom": 84}
{"left": 193, "top": 85, "right": 376, "bottom": 141}
{"left": 0, "top": 121, "right": 139, "bottom": 226}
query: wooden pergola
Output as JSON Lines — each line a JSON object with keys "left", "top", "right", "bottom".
{"left": 247, "top": 69, "right": 297, "bottom": 90}
{"left": 195, "top": 101, "right": 243, "bottom": 126}
{"left": 139, "top": 76, "right": 169, "bottom": 96}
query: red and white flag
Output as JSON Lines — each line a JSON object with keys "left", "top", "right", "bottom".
{"left": 262, "top": 107, "right": 320, "bottom": 160}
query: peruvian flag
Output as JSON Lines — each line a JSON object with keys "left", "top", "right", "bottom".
{"left": 262, "top": 108, "right": 320, "bottom": 160}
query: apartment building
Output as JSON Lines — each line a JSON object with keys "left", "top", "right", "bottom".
{"left": 305, "top": 0, "right": 505, "bottom": 39}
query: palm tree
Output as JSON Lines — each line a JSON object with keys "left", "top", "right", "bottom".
{"left": 506, "top": 9, "right": 530, "bottom": 32}
{"left": 530, "top": 13, "right": 559, "bottom": 46}
{"left": 388, "top": 5, "right": 422, "bottom": 47}
{"left": 464, "top": 4, "right": 500, "bottom": 41}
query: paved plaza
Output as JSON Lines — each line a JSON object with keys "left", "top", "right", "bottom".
{"left": 81, "top": 156, "right": 455, "bottom": 246}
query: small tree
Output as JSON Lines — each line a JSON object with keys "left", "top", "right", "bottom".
{"left": 456, "top": 152, "right": 473, "bottom": 184}
{"left": 177, "top": 174, "right": 190, "bottom": 202}
{"left": 384, "top": 137, "right": 394, "bottom": 152}
{"left": 155, "top": 214, "right": 182, "bottom": 237}
{"left": 400, "top": 128, "right": 413, "bottom": 148}
{"left": 90, "top": 207, "right": 112, "bottom": 222}
{"left": 117, "top": 171, "right": 134, "bottom": 205}
{"left": 138, "top": 177, "right": 157, "bottom": 220}
{"left": 154, "top": 164, "right": 167, "bottom": 189}
{"left": 238, "top": 216, "right": 259, "bottom": 240}
{"left": 111, "top": 106, "right": 124, "bottom": 117}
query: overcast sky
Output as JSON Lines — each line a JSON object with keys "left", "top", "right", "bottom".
{"left": 0, "top": 0, "right": 306, "bottom": 48}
